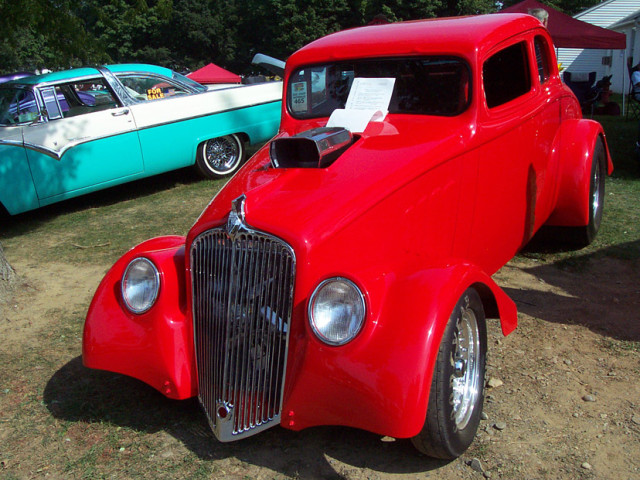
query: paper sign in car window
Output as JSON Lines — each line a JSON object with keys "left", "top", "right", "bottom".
{"left": 345, "top": 77, "right": 395, "bottom": 111}
{"left": 327, "top": 77, "right": 395, "bottom": 132}
{"left": 291, "top": 82, "right": 307, "bottom": 112}
{"left": 147, "top": 87, "right": 165, "bottom": 100}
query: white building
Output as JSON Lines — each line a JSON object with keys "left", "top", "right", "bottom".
{"left": 557, "top": 0, "right": 640, "bottom": 94}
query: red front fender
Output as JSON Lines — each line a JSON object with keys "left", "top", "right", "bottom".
{"left": 280, "top": 262, "right": 517, "bottom": 438}
{"left": 82, "top": 235, "right": 197, "bottom": 400}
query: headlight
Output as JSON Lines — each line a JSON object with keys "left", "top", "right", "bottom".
{"left": 121, "top": 257, "right": 160, "bottom": 314}
{"left": 309, "top": 277, "right": 366, "bottom": 345}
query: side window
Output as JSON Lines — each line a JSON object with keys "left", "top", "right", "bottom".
{"left": 534, "top": 36, "right": 551, "bottom": 84}
{"left": 40, "top": 86, "right": 62, "bottom": 120}
{"left": 56, "top": 78, "right": 119, "bottom": 118}
{"left": 483, "top": 41, "right": 531, "bottom": 108}
{"left": 0, "top": 89, "right": 39, "bottom": 124}
{"left": 117, "top": 74, "right": 189, "bottom": 102}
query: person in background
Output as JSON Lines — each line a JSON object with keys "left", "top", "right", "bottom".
{"left": 528, "top": 7, "right": 549, "bottom": 27}
{"left": 632, "top": 64, "right": 640, "bottom": 156}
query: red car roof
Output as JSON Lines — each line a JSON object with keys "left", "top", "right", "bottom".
{"left": 287, "top": 14, "right": 544, "bottom": 69}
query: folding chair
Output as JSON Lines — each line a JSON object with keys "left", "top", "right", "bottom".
{"left": 563, "top": 71, "right": 599, "bottom": 116}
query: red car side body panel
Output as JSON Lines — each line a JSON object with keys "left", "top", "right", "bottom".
{"left": 83, "top": 14, "right": 610, "bottom": 439}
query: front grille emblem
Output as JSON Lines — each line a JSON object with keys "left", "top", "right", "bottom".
{"left": 227, "top": 195, "right": 246, "bottom": 240}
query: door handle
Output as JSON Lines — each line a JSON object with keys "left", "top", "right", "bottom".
{"left": 112, "top": 108, "right": 130, "bottom": 117}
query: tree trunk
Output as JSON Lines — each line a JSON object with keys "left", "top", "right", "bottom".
{"left": 0, "top": 243, "right": 16, "bottom": 302}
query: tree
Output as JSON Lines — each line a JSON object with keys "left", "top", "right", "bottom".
{"left": 0, "top": 243, "right": 16, "bottom": 303}
{"left": 0, "top": 0, "right": 106, "bottom": 71}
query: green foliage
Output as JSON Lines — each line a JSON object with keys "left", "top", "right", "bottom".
{"left": 0, "top": 0, "right": 607, "bottom": 74}
{"left": 0, "top": 0, "right": 107, "bottom": 70}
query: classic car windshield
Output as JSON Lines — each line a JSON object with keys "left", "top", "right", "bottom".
{"left": 287, "top": 57, "right": 470, "bottom": 118}
{"left": 172, "top": 71, "right": 208, "bottom": 92}
{"left": 0, "top": 87, "right": 39, "bottom": 126}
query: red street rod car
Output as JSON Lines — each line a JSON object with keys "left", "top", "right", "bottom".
{"left": 83, "top": 14, "right": 612, "bottom": 459}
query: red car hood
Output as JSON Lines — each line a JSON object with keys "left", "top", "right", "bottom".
{"left": 188, "top": 114, "right": 473, "bottom": 250}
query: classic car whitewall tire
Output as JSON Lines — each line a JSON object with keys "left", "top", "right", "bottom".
{"left": 196, "top": 134, "right": 245, "bottom": 178}
{"left": 570, "top": 137, "right": 605, "bottom": 247}
{"left": 412, "top": 288, "right": 487, "bottom": 459}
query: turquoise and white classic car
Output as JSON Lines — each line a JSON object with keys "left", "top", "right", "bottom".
{"left": 0, "top": 64, "right": 281, "bottom": 215}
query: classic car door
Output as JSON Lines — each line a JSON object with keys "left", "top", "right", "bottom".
{"left": 23, "top": 79, "right": 143, "bottom": 202}
{"left": 116, "top": 72, "right": 200, "bottom": 174}
{"left": 468, "top": 36, "right": 557, "bottom": 273}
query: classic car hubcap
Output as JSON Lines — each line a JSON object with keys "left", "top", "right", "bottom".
{"left": 450, "top": 304, "right": 481, "bottom": 431}
{"left": 205, "top": 136, "right": 240, "bottom": 172}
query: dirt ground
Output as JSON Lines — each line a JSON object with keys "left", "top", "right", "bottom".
{"left": 1, "top": 248, "right": 639, "bottom": 479}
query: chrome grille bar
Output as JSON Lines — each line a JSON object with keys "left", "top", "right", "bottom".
{"left": 190, "top": 219, "right": 295, "bottom": 441}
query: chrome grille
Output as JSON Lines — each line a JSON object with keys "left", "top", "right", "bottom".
{"left": 190, "top": 219, "right": 295, "bottom": 441}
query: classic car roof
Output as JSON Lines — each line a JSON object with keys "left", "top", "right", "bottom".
{"left": 6, "top": 64, "right": 175, "bottom": 87}
{"left": 287, "top": 13, "right": 544, "bottom": 68}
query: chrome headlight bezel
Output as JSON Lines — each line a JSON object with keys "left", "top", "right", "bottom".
{"left": 121, "top": 257, "right": 160, "bottom": 314}
{"left": 308, "top": 277, "right": 366, "bottom": 346}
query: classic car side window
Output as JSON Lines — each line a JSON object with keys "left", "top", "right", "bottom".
{"left": 483, "top": 42, "right": 531, "bottom": 108}
{"left": 0, "top": 87, "right": 39, "bottom": 125}
{"left": 534, "top": 36, "right": 551, "bottom": 84}
{"left": 288, "top": 57, "right": 470, "bottom": 118}
{"left": 55, "top": 78, "right": 119, "bottom": 118}
{"left": 117, "top": 74, "right": 190, "bottom": 102}
{"left": 40, "top": 86, "right": 63, "bottom": 120}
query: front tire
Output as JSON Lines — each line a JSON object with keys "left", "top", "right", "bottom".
{"left": 196, "top": 134, "right": 245, "bottom": 178}
{"left": 411, "top": 288, "right": 487, "bottom": 459}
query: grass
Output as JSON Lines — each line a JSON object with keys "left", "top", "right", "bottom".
{"left": 0, "top": 116, "right": 639, "bottom": 478}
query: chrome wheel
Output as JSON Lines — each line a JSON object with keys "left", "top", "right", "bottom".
{"left": 591, "top": 159, "right": 602, "bottom": 228}
{"left": 450, "top": 300, "right": 481, "bottom": 431}
{"left": 411, "top": 288, "right": 487, "bottom": 459}
{"left": 197, "top": 134, "right": 244, "bottom": 177}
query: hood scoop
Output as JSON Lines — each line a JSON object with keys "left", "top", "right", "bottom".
{"left": 270, "top": 127, "right": 354, "bottom": 169}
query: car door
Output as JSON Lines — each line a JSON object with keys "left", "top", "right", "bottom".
{"left": 23, "top": 77, "right": 143, "bottom": 202}
{"left": 468, "top": 35, "right": 555, "bottom": 273}
{"left": 116, "top": 72, "right": 197, "bottom": 174}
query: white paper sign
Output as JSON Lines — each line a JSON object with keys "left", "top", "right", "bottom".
{"left": 345, "top": 77, "right": 395, "bottom": 112}
{"left": 326, "top": 77, "right": 395, "bottom": 133}
{"left": 327, "top": 109, "right": 386, "bottom": 133}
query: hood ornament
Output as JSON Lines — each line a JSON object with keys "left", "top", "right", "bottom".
{"left": 227, "top": 195, "right": 247, "bottom": 240}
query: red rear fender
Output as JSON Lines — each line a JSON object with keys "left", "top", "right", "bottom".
{"left": 546, "top": 120, "right": 612, "bottom": 227}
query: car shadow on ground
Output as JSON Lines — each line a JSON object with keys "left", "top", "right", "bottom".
{"left": 0, "top": 167, "right": 204, "bottom": 234}
{"left": 503, "top": 238, "right": 640, "bottom": 342}
{"left": 44, "top": 357, "right": 449, "bottom": 476}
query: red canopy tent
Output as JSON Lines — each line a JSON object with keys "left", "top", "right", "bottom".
{"left": 501, "top": 0, "right": 626, "bottom": 49}
{"left": 187, "top": 63, "right": 241, "bottom": 84}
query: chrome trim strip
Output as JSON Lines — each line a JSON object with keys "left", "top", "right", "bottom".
{"left": 190, "top": 195, "right": 296, "bottom": 442}
{"left": 0, "top": 139, "right": 24, "bottom": 148}
{"left": 131, "top": 99, "right": 281, "bottom": 134}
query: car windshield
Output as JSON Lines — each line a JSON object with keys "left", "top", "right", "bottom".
{"left": 0, "top": 86, "right": 39, "bottom": 126}
{"left": 287, "top": 56, "right": 470, "bottom": 119}
{"left": 173, "top": 71, "right": 208, "bottom": 92}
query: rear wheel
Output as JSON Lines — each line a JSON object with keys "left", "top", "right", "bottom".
{"left": 411, "top": 288, "right": 487, "bottom": 459}
{"left": 560, "top": 137, "right": 605, "bottom": 248}
{"left": 195, "top": 134, "right": 245, "bottom": 178}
